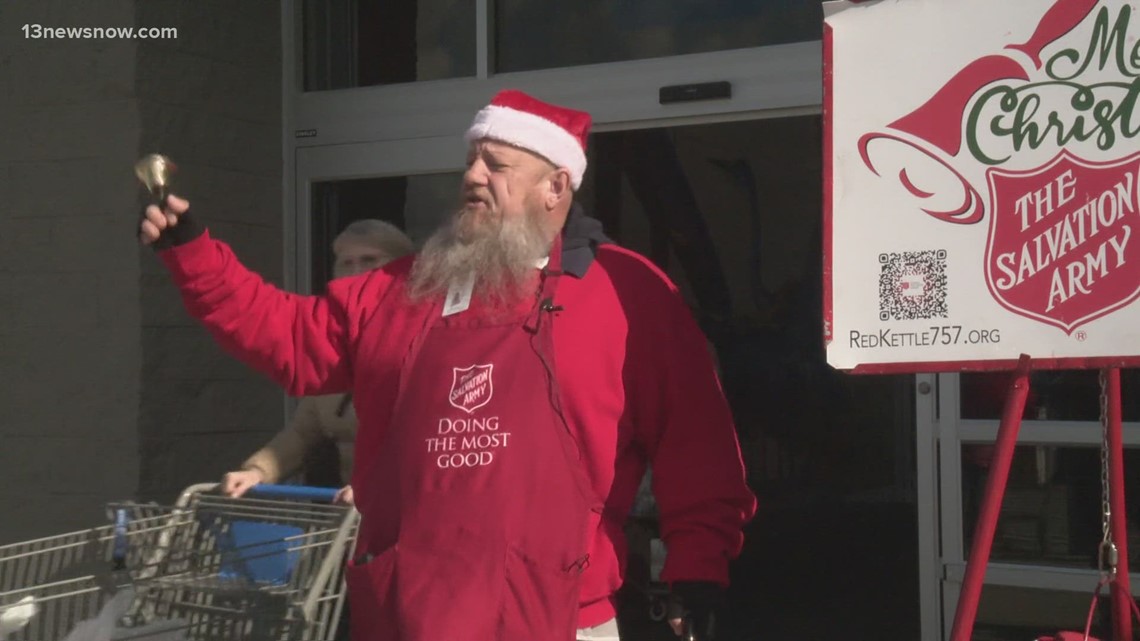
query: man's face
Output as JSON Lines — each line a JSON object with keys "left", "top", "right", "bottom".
{"left": 406, "top": 141, "right": 558, "bottom": 306}
{"left": 333, "top": 241, "right": 388, "bottom": 278}
{"left": 460, "top": 139, "right": 553, "bottom": 237}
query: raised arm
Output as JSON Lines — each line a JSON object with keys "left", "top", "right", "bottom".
{"left": 142, "top": 196, "right": 385, "bottom": 395}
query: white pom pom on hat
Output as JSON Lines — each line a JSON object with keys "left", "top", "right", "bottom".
{"left": 465, "top": 90, "right": 592, "bottom": 190}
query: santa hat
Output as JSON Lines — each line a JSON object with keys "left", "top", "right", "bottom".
{"left": 465, "top": 90, "right": 591, "bottom": 189}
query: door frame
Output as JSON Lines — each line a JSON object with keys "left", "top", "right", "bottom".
{"left": 282, "top": 0, "right": 823, "bottom": 293}
{"left": 931, "top": 372, "right": 1140, "bottom": 640}
{"left": 291, "top": 137, "right": 464, "bottom": 294}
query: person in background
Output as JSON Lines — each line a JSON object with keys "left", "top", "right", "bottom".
{"left": 220, "top": 219, "right": 415, "bottom": 504}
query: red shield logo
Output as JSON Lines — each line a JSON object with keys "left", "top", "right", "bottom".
{"left": 449, "top": 364, "right": 494, "bottom": 414}
{"left": 985, "top": 151, "right": 1140, "bottom": 334}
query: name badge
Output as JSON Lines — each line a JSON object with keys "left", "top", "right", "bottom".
{"left": 442, "top": 271, "right": 475, "bottom": 317}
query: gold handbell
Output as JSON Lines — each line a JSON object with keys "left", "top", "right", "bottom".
{"left": 134, "top": 153, "right": 177, "bottom": 203}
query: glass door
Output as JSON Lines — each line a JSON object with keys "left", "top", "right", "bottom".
{"left": 291, "top": 137, "right": 464, "bottom": 294}
{"left": 284, "top": 0, "right": 824, "bottom": 152}
{"left": 935, "top": 372, "right": 1140, "bottom": 640}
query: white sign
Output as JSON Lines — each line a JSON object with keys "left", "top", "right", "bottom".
{"left": 825, "top": 0, "right": 1140, "bottom": 372}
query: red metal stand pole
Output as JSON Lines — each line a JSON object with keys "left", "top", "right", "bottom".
{"left": 949, "top": 354, "right": 1033, "bottom": 641}
{"left": 1106, "top": 367, "right": 1132, "bottom": 641}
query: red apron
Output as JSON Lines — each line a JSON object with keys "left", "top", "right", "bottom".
{"left": 345, "top": 239, "right": 603, "bottom": 641}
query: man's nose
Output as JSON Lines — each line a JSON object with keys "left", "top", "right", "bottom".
{"left": 464, "top": 159, "right": 489, "bottom": 186}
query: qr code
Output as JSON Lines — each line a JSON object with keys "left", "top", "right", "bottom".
{"left": 878, "top": 250, "right": 948, "bottom": 321}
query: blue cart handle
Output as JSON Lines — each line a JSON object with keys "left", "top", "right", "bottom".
{"left": 245, "top": 484, "right": 340, "bottom": 503}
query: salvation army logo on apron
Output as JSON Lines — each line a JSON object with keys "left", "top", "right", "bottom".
{"left": 449, "top": 364, "right": 494, "bottom": 414}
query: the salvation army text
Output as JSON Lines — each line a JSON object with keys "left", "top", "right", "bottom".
{"left": 992, "top": 168, "right": 1134, "bottom": 311}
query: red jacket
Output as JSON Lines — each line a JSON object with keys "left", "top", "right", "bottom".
{"left": 160, "top": 218, "right": 756, "bottom": 627}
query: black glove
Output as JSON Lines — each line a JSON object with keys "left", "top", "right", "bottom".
{"left": 667, "top": 581, "right": 724, "bottom": 640}
{"left": 139, "top": 195, "right": 203, "bottom": 250}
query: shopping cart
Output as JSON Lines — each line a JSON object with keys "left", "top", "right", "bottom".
{"left": 0, "top": 483, "right": 357, "bottom": 641}
{"left": 0, "top": 499, "right": 180, "bottom": 641}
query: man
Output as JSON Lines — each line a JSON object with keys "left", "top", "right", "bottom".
{"left": 140, "top": 90, "right": 756, "bottom": 641}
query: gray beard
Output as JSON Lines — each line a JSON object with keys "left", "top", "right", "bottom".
{"left": 407, "top": 206, "right": 550, "bottom": 309}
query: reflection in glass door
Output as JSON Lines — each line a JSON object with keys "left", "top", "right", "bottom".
{"left": 301, "top": 0, "right": 476, "bottom": 90}
{"left": 938, "top": 372, "right": 1140, "bottom": 641}
{"left": 494, "top": 0, "right": 823, "bottom": 72}
{"left": 299, "top": 0, "right": 825, "bottom": 91}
